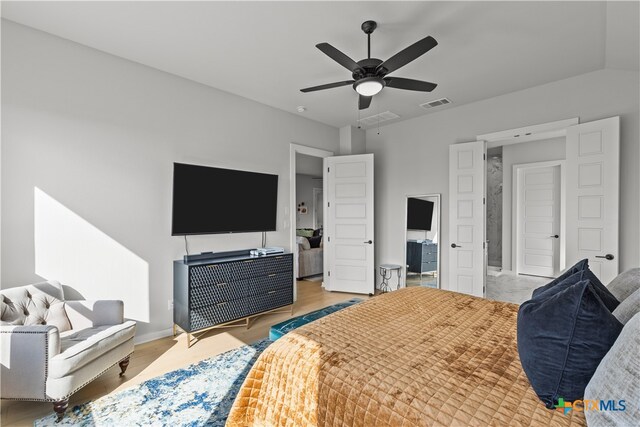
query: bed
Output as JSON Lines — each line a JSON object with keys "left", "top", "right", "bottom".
{"left": 227, "top": 287, "right": 586, "bottom": 426}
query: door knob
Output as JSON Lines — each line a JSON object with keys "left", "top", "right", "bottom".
{"left": 595, "top": 254, "right": 614, "bottom": 261}
{"left": 364, "top": 240, "right": 373, "bottom": 244}
{"left": 451, "top": 243, "right": 462, "bottom": 248}
{"left": 550, "top": 235, "right": 559, "bottom": 238}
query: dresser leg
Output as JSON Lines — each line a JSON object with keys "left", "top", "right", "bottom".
{"left": 172, "top": 324, "right": 177, "bottom": 337}
{"left": 187, "top": 333, "right": 192, "bottom": 348}
{"left": 246, "top": 317, "right": 250, "bottom": 329}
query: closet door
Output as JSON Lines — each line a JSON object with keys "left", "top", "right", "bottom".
{"left": 448, "top": 141, "right": 486, "bottom": 297}
{"left": 566, "top": 117, "right": 619, "bottom": 283}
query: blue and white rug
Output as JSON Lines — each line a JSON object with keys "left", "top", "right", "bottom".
{"left": 35, "top": 338, "right": 272, "bottom": 427}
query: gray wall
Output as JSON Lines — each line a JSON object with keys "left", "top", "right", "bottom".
{"left": 295, "top": 174, "right": 322, "bottom": 229}
{"left": 366, "top": 68, "right": 640, "bottom": 288}
{"left": 486, "top": 150, "right": 503, "bottom": 267}
{"left": 501, "top": 137, "right": 566, "bottom": 271}
{"left": 1, "top": 21, "right": 339, "bottom": 341}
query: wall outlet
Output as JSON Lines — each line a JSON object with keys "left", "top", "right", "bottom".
{"left": 168, "top": 299, "right": 173, "bottom": 310}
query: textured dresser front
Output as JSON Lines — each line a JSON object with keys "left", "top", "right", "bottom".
{"left": 174, "top": 254, "right": 294, "bottom": 333}
{"left": 407, "top": 241, "right": 438, "bottom": 274}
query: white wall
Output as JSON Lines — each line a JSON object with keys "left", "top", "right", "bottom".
{"left": 1, "top": 21, "right": 339, "bottom": 341}
{"left": 366, "top": 68, "right": 640, "bottom": 288}
{"left": 502, "top": 137, "right": 566, "bottom": 271}
{"left": 295, "top": 174, "right": 321, "bottom": 229}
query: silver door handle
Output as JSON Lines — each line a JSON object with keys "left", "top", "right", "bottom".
{"left": 595, "top": 254, "right": 614, "bottom": 260}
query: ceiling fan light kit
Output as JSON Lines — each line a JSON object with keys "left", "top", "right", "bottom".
{"left": 354, "top": 77, "right": 385, "bottom": 96}
{"left": 301, "top": 20, "right": 438, "bottom": 110}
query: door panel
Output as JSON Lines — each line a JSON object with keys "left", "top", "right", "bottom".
{"left": 517, "top": 164, "right": 561, "bottom": 277}
{"left": 324, "top": 154, "right": 374, "bottom": 294}
{"left": 449, "top": 141, "right": 485, "bottom": 297}
{"left": 566, "top": 117, "right": 619, "bottom": 284}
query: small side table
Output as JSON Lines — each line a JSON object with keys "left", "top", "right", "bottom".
{"left": 379, "top": 264, "right": 402, "bottom": 293}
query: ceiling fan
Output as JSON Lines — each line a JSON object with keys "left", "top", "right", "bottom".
{"left": 301, "top": 20, "right": 438, "bottom": 110}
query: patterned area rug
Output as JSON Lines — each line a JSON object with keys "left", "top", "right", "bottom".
{"left": 35, "top": 339, "right": 271, "bottom": 427}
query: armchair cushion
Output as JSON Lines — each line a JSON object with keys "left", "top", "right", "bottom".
{"left": 49, "top": 320, "right": 136, "bottom": 379}
{"left": 0, "top": 281, "right": 71, "bottom": 332}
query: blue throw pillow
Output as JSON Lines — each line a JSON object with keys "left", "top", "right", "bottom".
{"left": 531, "top": 258, "right": 589, "bottom": 298}
{"left": 517, "top": 279, "right": 623, "bottom": 408}
{"left": 533, "top": 269, "right": 620, "bottom": 312}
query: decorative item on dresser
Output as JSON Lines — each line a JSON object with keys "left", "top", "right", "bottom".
{"left": 173, "top": 251, "right": 294, "bottom": 347}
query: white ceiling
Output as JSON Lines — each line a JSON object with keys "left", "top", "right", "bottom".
{"left": 2, "top": 1, "right": 638, "bottom": 129}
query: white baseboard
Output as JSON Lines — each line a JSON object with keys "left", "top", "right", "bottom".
{"left": 133, "top": 327, "right": 173, "bottom": 345}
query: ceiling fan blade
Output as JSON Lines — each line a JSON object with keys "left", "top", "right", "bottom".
{"left": 300, "top": 80, "right": 355, "bottom": 93}
{"left": 384, "top": 77, "right": 437, "bottom": 92}
{"left": 359, "top": 95, "right": 372, "bottom": 110}
{"left": 316, "top": 43, "right": 363, "bottom": 73}
{"left": 376, "top": 36, "right": 437, "bottom": 75}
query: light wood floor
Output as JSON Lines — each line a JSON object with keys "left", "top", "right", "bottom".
{"left": 1, "top": 281, "right": 366, "bottom": 427}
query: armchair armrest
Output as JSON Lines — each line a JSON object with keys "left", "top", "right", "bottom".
{"left": 65, "top": 300, "right": 124, "bottom": 329}
{"left": 0, "top": 325, "right": 60, "bottom": 399}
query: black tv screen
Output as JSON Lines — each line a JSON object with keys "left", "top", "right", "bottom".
{"left": 407, "top": 198, "right": 434, "bottom": 231}
{"left": 172, "top": 163, "right": 278, "bottom": 235}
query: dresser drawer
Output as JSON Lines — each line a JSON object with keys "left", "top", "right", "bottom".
{"left": 247, "top": 287, "right": 293, "bottom": 314}
{"left": 189, "top": 299, "right": 247, "bottom": 331}
{"left": 247, "top": 273, "right": 292, "bottom": 297}
{"left": 190, "top": 263, "right": 251, "bottom": 286}
{"left": 421, "top": 251, "right": 437, "bottom": 262}
{"left": 245, "top": 256, "right": 293, "bottom": 277}
{"left": 190, "top": 279, "right": 247, "bottom": 308}
{"left": 421, "top": 261, "right": 437, "bottom": 273}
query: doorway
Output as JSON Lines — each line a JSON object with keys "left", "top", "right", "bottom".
{"left": 289, "top": 144, "right": 334, "bottom": 294}
{"left": 514, "top": 161, "right": 564, "bottom": 278}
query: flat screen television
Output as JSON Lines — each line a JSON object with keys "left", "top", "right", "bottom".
{"left": 171, "top": 163, "right": 278, "bottom": 235}
{"left": 407, "top": 198, "right": 434, "bottom": 231}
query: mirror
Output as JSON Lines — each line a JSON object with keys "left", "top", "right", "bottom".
{"left": 404, "top": 194, "right": 440, "bottom": 289}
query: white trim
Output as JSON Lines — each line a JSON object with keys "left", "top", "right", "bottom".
{"left": 133, "top": 327, "right": 173, "bottom": 345}
{"left": 289, "top": 143, "right": 334, "bottom": 294}
{"left": 312, "top": 187, "right": 323, "bottom": 229}
{"left": 403, "top": 193, "right": 441, "bottom": 289}
{"left": 512, "top": 160, "right": 566, "bottom": 277}
{"left": 479, "top": 118, "right": 579, "bottom": 148}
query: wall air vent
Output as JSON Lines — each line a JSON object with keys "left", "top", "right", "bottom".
{"left": 358, "top": 111, "right": 400, "bottom": 127}
{"left": 420, "top": 98, "right": 451, "bottom": 109}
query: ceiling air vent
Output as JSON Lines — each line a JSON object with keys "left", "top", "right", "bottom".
{"left": 358, "top": 111, "right": 400, "bottom": 127}
{"left": 420, "top": 97, "right": 451, "bottom": 109}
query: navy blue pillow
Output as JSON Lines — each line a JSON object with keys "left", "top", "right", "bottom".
{"left": 517, "top": 279, "right": 623, "bottom": 408}
{"left": 533, "top": 269, "right": 620, "bottom": 312}
{"left": 531, "top": 258, "right": 589, "bottom": 298}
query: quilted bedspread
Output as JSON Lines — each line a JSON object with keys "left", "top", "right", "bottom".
{"left": 227, "top": 287, "right": 586, "bottom": 426}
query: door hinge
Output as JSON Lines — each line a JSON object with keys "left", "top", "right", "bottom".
{"left": 327, "top": 202, "right": 330, "bottom": 207}
{"left": 328, "top": 270, "right": 331, "bottom": 277}
{"left": 483, "top": 153, "right": 486, "bottom": 160}
{"left": 483, "top": 197, "right": 486, "bottom": 205}
{"left": 328, "top": 236, "right": 331, "bottom": 242}
{"left": 327, "top": 167, "right": 330, "bottom": 173}
{"left": 483, "top": 242, "right": 486, "bottom": 249}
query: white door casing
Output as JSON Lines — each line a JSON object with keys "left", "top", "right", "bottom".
{"left": 448, "top": 141, "right": 485, "bottom": 297}
{"left": 566, "top": 117, "right": 619, "bottom": 283}
{"left": 324, "top": 154, "right": 375, "bottom": 294}
{"left": 515, "top": 163, "right": 563, "bottom": 278}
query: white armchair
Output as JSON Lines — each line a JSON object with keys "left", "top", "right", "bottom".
{"left": 1, "top": 280, "right": 136, "bottom": 420}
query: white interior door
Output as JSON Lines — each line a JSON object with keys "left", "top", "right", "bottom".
{"left": 516, "top": 164, "right": 561, "bottom": 277}
{"left": 448, "top": 141, "right": 485, "bottom": 297}
{"left": 566, "top": 117, "right": 619, "bottom": 283}
{"left": 324, "top": 154, "right": 375, "bottom": 294}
